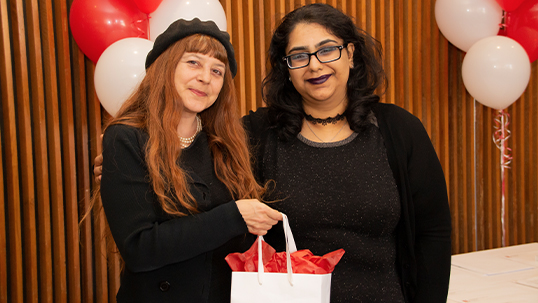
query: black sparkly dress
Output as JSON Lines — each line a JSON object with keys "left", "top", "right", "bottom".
{"left": 262, "top": 123, "right": 405, "bottom": 302}
{"left": 243, "top": 104, "right": 452, "bottom": 303}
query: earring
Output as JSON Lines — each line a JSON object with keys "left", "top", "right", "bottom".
{"left": 289, "top": 76, "right": 291, "bottom": 81}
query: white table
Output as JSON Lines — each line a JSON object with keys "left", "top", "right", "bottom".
{"left": 448, "top": 243, "right": 538, "bottom": 302}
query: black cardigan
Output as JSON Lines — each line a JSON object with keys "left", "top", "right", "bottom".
{"left": 242, "top": 103, "right": 452, "bottom": 303}
{"left": 100, "top": 124, "right": 250, "bottom": 303}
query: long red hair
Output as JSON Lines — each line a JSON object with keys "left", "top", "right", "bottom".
{"left": 106, "top": 34, "right": 264, "bottom": 216}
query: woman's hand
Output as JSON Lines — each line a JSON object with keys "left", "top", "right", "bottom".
{"left": 92, "top": 134, "right": 104, "bottom": 184}
{"left": 235, "top": 200, "right": 282, "bottom": 235}
{"left": 93, "top": 153, "right": 103, "bottom": 183}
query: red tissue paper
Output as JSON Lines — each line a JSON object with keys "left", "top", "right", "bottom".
{"left": 225, "top": 239, "right": 345, "bottom": 274}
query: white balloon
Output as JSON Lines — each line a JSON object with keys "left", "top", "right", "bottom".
{"left": 462, "top": 36, "right": 530, "bottom": 110}
{"left": 435, "top": 0, "right": 503, "bottom": 51}
{"left": 94, "top": 38, "right": 154, "bottom": 117}
{"left": 149, "top": 0, "right": 227, "bottom": 41}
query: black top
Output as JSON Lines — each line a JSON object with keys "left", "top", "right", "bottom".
{"left": 100, "top": 124, "right": 252, "bottom": 303}
{"left": 263, "top": 124, "right": 404, "bottom": 302}
{"left": 243, "top": 103, "right": 452, "bottom": 303}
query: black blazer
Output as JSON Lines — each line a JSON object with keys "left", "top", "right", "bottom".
{"left": 101, "top": 124, "right": 250, "bottom": 303}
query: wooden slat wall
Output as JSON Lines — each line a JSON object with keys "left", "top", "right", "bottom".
{"left": 0, "top": 0, "right": 536, "bottom": 301}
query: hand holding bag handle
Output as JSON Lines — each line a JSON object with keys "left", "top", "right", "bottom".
{"left": 231, "top": 212, "right": 332, "bottom": 303}
{"left": 257, "top": 213, "right": 297, "bottom": 285}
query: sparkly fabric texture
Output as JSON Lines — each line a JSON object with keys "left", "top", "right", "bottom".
{"left": 263, "top": 124, "right": 404, "bottom": 303}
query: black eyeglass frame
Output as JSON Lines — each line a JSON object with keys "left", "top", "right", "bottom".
{"left": 282, "top": 44, "right": 347, "bottom": 69}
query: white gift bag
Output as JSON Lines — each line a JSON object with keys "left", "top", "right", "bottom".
{"left": 230, "top": 214, "right": 332, "bottom": 303}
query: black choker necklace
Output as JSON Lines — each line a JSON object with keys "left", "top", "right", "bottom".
{"left": 304, "top": 112, "right": 345, "bottom": 126}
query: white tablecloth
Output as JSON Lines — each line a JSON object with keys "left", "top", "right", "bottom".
{"left": 448, "top": 243, "right": 538, "bottom": 302}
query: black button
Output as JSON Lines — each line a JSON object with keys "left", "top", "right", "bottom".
{"left": 159, "top": 281, "right": 170, "bottom": 292}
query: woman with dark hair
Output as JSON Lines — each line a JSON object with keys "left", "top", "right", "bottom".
{"left": 94, "top": 4, "right": 451, "bottom": 302}
{"left": 92, "top": 18, "right": 282, "bottom": 303}
{"left": 244, "top": 3, "right": 452, "bottom": 303}
{"left": 263, "top": 4, "right": 384, "bottom": 142}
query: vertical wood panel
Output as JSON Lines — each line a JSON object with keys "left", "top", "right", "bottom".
{"left": 1, "top": 1, "right": 24, "bottom": 302}
{"left": 384, "top": 0, "right": 395, "bottom": 105}
{"left": 53, "top": 0, "right": 82, "bottom": 301}
{"left": 506, "top": 108, "right": 514, "bottom": 246}
{"left": 11, "top": 0, "right": 39, "bottom": 301}
{"left": 0, "top": 133, "right": 6, "bottom": 303}
{"left": 427, "top": 0, "right": 438, "bottom": 146}
{"left": 530, "top": 66, "right": 538, "bottom": 244}
{"left": 493, "top": 106, "right": 502, "bottom": 247}
{"left": 243, "top": 1, "right": 258, "bottom": 111}
{"left": 367, "top": 1, "right": 376, "bottom": 40}
{"left": 1, "top": 0, "right": 538, "bottom": 301}
{"left": 475, "top": 103, "right": 485, "bottom": 251}
{"left": 27, "top": 0, "right": 54, "bottom": 301}
{"left": 448, "top": 46, "right": 459, "bottom": 252}
{"left": 40, "top": 0, "right": 68, "bottom": 301}
{"left": 71, "top": 17, "right": 94, "bottom": 302}
{"left": 107, "top": 239, "right": 120, "bottom": 303}
{"left": 88, "top": 62, "right": 108, "bottom": 303}
{"left": 437, "top": 13, "right": 451, "bottom": 224}
{"left": 231, "top": 1, "right": 246, "bottom": 114}
{"left": 253, "top": 0, "right": 267, "bottom": 109}
{"left": 521, "top": 92, "right": 530, "bottom": 243}
{"left": 375, "top": 0, "right": 385, "bottom": 99}
{"left": 514, "top": 96, "right": 524, "bottom": 245}
{"left": 390, "top": 1, "right": 405, "bottom": 106}
{"left": 93, "top": 202, "right": 108, "bottom": 303}
{"left": 357, "top": 1, "right": 367, "bottom": 35}
{"left": 484, "top": 107, "right": 495, "bottom": 248}
{"left": 404, "top": 0, "right": 412, "bottom": 110}
{"left": 463, "top": 60, "right": 472, "bottom": 252}
{"left": 0, "top": 0, "right": 15, "bottom": 296}
{"left": 412, "top": 0, "right": 421, "bottom": 117}
{"left": 421, "top": 0, "right": 432, "bottom": 134}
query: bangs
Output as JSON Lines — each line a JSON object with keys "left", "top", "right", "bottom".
{"left": 185, "top": 34, "right": 228, "bottom": 65}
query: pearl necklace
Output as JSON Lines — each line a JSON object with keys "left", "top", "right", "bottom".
{"left": 179, "top": 115, "right": 202, "bottom": 148}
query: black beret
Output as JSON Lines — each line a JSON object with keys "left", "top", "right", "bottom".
{"left": 145, "top": 18, "right": 237, "bottom": 77}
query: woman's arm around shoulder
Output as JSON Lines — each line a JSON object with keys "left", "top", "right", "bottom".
{"left": 241, "top": 107, "right": 271, "bottom": 144}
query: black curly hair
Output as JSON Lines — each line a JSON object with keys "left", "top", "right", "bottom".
{"left": 261, "top": 3, "right": 386, "bottom": 141}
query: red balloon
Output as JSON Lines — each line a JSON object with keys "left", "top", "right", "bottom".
{"left": 496, "top": 0, "right": 526, "bottom": 11}
{"left": 134, "top": 0, "right": 164, "bottom": 14}
{"left": 505, "top": 0, "right": 538, "bottom": 62}
{"left": 69, "top": 0, "right": 149, "bottom": 63}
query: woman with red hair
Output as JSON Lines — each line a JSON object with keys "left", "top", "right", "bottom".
{"left": 93, "top": 18, "right": 281, "bottom": 303}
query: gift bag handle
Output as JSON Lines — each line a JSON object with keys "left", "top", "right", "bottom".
{"left": 257, "top": 213, "right": 297, "bottom": 286}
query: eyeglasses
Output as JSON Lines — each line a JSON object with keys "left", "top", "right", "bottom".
{"left": 282, "top": 45, "right": 346, "bottom": 69}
